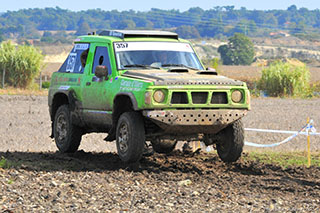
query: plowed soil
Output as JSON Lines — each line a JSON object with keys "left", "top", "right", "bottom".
{"left": 1, "top": 95, "right": 320, "bottom": 211}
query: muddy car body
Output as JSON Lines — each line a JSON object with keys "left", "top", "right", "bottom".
{"left": 49, "top": 30, "right": 250, "bottom": 163}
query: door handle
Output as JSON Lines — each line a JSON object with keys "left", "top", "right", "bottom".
{"left": 86, "top": 82, "right": 91, "bottom": 86}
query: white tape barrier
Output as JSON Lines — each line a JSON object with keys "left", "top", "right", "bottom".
{"left": 244, "top": 120, "right": 320, "bottom": 148}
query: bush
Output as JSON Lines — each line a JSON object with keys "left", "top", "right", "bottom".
{"left": 42, "top": 81, "right": 50, "bottom": 89}
{"left": 0, "top": 41, "right": 44, "bottom": 88}
{"left": 201, "top": 58, "right": 220, "bottom": 72}
{"left": 257, "top": 61, "right": 310, "bottom": 97}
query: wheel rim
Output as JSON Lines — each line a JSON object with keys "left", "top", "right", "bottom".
{"left": 56, "top": 113, "right": 68, "bottom": 143}
{"left": 118, "top": 122, "right": 129, "bottom": 153}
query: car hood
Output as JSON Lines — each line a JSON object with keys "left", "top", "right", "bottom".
{"left": 121, "top": 69, "right": 244, "bottom": 86}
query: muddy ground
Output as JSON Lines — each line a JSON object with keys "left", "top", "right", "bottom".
{"left": 0, "top": 95, "right": 320, "bottom": 211}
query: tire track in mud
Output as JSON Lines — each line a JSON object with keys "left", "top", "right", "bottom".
{"left": 1, "top": 95, "right": 320, "bottom": 211}
{"left": 1, "top": 150, "right": 319, "bottom": 211}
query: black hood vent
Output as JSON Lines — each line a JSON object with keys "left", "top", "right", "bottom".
{"left": 168, "top": 68, "right": 189, "bottom": 73}
{"left": 196, "top": 71, "right": 217, "bottom": 75}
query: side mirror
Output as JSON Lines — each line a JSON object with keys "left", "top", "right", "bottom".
{"left": 95, "top": 66, "right": 108, "bottom": 79}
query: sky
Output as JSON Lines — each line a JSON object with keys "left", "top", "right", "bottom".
{"left": 0, "top": 0, "right": 318, "bottom": 12}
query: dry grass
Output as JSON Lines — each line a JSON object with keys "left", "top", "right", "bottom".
{"left": 220, "top": 65, "right": 320, "bottom": 83}
{"left": 0, "top": 87, "right": 48, "bottom": 96}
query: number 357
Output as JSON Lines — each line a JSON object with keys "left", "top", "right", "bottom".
{"left": 116, "top": 43, "right": 128, "bottom": 48}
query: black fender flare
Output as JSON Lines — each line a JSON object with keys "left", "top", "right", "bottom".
{"left": 113, "top": 92, "right": 139, "bottom": 111}
{"left": 104, "top": 92, "right": 139, "bottom": 142}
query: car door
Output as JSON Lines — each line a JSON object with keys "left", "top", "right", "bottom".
{"left": 82, "top": 44, "right": 113, "bottom": 128}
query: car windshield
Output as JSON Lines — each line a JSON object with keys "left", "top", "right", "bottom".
{"left": 114, "top": 42, "right": 204, "bottom": 70}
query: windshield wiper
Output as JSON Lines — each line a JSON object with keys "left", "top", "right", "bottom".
{"left": 162, "top": 64, "right": 199, "bottom": 70}
{"left": 123, "top": 64, "right": 160, "bottom": 69}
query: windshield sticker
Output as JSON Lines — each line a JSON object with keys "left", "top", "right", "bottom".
{"left": 74, "top": 43, "right": 89, "bottom": 51}
{"left": 115, "top": 43, "right": 128, "bottom": 49}
{"left": 66, "top": 53, "right": 77, "bottom": 72}
{"left": 114, "top": 42, "right": 194, "bottom": 53}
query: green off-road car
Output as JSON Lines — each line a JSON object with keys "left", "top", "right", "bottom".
{"left": 49, "top": 30, "right": 250, "bottom": 163}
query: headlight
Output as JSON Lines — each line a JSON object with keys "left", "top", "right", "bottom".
{"left": 153, "top": 90, "right": 165, "bottom": 103}
{"left": 231, "top": 90, "right": 243, "bottom": 103}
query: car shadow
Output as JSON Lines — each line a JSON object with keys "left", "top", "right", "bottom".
{"left": 2, "top": 150, "right": 319, "bottom": 191}
{"left": 0, "top": 150, "right": 216, "bottom": 174}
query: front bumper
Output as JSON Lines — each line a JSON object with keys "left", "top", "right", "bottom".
{"left": 143, "top": 109, "right": 247, "bottom": 134}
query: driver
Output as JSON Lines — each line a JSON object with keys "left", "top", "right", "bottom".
{"left": 151, "top": 51, "right": 170, "bottom": 67}
{"left": 158, "top": 51, "right": 169, "bottom": 64}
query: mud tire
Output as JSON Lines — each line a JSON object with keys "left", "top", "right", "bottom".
{"left": 152, "top": 139, "right": 177, "bottom": 154}
{"left": 116, "top": 112, "right": 145, "bottom": 163}
{"left": 54, "top": 105, "right": 82, "bottom": 153}
{"left": 216, "top": 119, "right": 244, "bottom": 162}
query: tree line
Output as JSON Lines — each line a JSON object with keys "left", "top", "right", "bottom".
{"left": 0, "top": 5, "right": 320, "bottom": 41}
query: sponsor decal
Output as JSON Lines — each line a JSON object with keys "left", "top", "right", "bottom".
{"left": 66, "top": 53, "right": 77, "bottom": 72}
{"left": 120, "top": 80, "right": 143, "bottom": 91}
{"left": 54, "top": 77, "right": 81, "bottom": 86}
{"left": 59, "top": 86, "right": 70, "bottom": 90}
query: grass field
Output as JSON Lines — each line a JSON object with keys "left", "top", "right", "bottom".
{"left": 244, "top": 151, "right": 320, "bottom": 168}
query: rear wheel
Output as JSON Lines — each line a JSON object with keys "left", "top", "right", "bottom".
{"left": 116, "top": 112, "right": 145, "bottom": 163}
{"left": 216, "top": 120, "right": 244, "bottom": 162}
{"left": 152, "top": 139, "right": 177, "bottom": 154}
{"left": 54, "top": 105, "right": 82, "bottom": 153}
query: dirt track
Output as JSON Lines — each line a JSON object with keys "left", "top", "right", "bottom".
{"left": 1, "top": 95, "right": 320, "bottom": 211}
{"left": 1, "top": 95, "right": 320, "bottom": 153}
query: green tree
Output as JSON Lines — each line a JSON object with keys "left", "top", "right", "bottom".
{"left": 175, "top": 25, "right": 200, "bottom": 39}
{"left": 118, "top": 20, "right": 136, "bottom": 29}
{"left": 218, "top": 33, "right": 255, "bottom": 65}
{"left": 290, "top": 21, "right": 307, "bottom": 35}
{"left": 41, "top": 31, "right": 54, "bottom": 43}
{"left": 75, "top": 22, "right": 91, "bottom": 36}
{"left": 196, "top": 19, "right": 224, "bottom": 38}
{"left": 1, "top": 7, "right": 320, "bottom": 40}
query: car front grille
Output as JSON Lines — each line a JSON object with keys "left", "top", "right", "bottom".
{"left": 211, "top": 92, "right": 228, "bottom": 104}
{"left": 170, "top": 91, "right": 229, "bottom": 105}
{"left": 171, "top": 92, "right": 189, "bottom": 104}
{"left": 191, "top": 92, "right": 208, "bottom": 104}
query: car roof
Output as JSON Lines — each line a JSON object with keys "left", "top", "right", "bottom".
{"left": 75, "top": 30, "right": 189, "bottom": 44}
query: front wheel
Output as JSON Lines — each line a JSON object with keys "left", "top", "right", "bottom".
{"left": 116, "top": 112, "right": 145, "bottom": 163}
{"left": 54, "top": 105, "right": 82, "bottom": 153}
{"left": 216, "top": 120, "right": 244, "bottom": 162}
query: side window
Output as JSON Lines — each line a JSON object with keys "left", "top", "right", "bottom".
{"left": 58, "top": 43, "right": 90, "bottom": 73}
{"left": 92, "top": 46, "right": 112, "bottom": 75}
